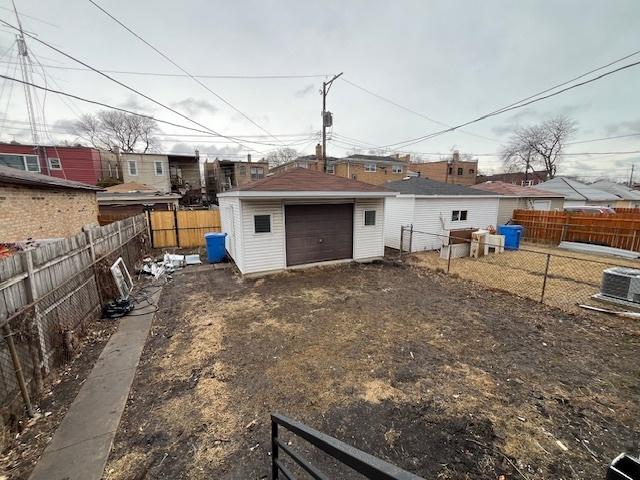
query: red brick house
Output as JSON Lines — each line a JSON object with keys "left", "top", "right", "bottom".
{"left": 0, "top": 143, "right": 103, "bottom": 185}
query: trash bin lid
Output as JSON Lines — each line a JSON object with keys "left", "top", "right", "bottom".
{"left": 204, "top": 232, "right": 227, "bottom": 238}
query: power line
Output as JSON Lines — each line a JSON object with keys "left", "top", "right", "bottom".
{"left": 340, "top": 77, "right": 501, "bottom": 143}
{"left": 0, "top": 18, "right": 267, "bottom": 153}
{"left": 0, "top": 6, "right": 59, "bottom": 28}
{"left": 374, "top": 59, "right": 640, "bottom": 150}
{"left": 0, "top": 60, "right": 328, "bottom": 79}
{"left": 566, "top": 132, "right": 640, "bottom": 145}
{"left": 87, "top": 0, "right": 284, "bottom": 145}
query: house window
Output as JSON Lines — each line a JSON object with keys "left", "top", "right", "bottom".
{"left": 239, "top": 166, "right": 247, "bottom": 176}
{"left": 0, "top": 154, "right": 41, "bottom": 172}
{"left": 457, "top": 167, "right": 463, "bottom": 175}
{"left": 469, "top": 168, "right": 475, "bottom": 174}
{"left": 392, "top": 165, "right": 403, "bottom": 174}
{"left": 250, "top": 167, "right": 264, "bottom": 180}
{"left": 154, "top": 161, "right": 164, "bottom": 176}
{"left": 299, "top": 162, "right": 309, "bottom": 169}
{"left": 326, "top": 163, "right": 335, "bottom": 174}
{"left": 128, "top": 160, "right": 138, "bottom": 176}
{"left": 48, "top": 157, "right": 62, "bottom": 170}
{"left": 451, "top": 210, "right": 468, "bottom": 221}
{"left": 364, "top": 163, "right": 376, "bottom": 172}
{"left": 254, "top": 214, "right": 271, "bottom": 233}
{"left": 448, "top": 166, "right": 453, "bottom": 174}
{"left": 364, "top": 210, "right": 376, "bottom": 226}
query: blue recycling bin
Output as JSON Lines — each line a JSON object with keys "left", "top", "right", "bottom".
{"left": 204, "top": 232, "right": 227, "bottom": 263}
{"left": 498, "top": 225, "right": 523, "bottom": 251}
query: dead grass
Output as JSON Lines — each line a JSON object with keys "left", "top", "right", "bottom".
{"left": 408, "top": 242, "right": 636, "bottom": 314}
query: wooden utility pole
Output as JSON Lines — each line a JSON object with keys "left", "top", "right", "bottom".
{"left": 629, "top": 163, "right": 635, "bottom": 188}
{"left": 322, "top": 72, "right": 343, "bottom": 172}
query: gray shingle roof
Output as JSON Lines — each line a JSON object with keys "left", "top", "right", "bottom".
{"left": 0, "top": 165, "right": 103, "bottom": 191}
{"left": 385, "top": 177, "right": 497, "bottom": 196}
{"left": 591, "top": 180, "right": 640, "bottom": 201}
{"left": 532, "top": 177, "right": 619, "bottom": 201}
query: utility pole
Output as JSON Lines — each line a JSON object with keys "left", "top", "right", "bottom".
{"left": 629, "top": 163, "right": 635, "bottom": 188}
{"left": 322, "top": 72, "right": 343, "bottom": 172}
{"left": 12, "top": 0, "right": 39, "bottom": 146}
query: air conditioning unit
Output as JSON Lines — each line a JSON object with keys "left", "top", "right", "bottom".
{"left": 600, "top": 267, "right": 640, "bottom": 304}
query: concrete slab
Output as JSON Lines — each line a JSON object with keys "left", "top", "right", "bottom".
{"left": 28, "top": 291, "right": 161, "bottom": 480}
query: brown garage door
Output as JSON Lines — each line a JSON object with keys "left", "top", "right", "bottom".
{"left": 285, "top": 203, "right": 354, "bottom": 266}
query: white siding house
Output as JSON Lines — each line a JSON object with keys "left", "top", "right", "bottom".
{"left": 218, "top": 168, "right": 394, "bottom": 275}
{"left": 384, "top": 177, "right": 500, "bottom": 252}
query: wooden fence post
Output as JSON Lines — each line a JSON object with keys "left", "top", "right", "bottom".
{"left": 3, "top": 322, "right": 33, "bottom": 417}
{"left": 21, "top": 249, "right": 49, "bottom": 377}
{"left": 86, "top": 229, "right": 103, "bottom": 306}
{"left": 540, "top": 253, "right": 551, "bottom": 303}
{"left": 117, "top": 221, "right": 123, "bottom": 247}
{"left": 173, "top": 209, "right": 180, "bottom": 247}
{"left": 408, "top": 224, "right": 413, "bottom": 254}
{"left": 146, "top": 210, "right": 154, "bottom": 248}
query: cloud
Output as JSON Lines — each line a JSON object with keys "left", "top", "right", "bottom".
{"left": 118, "top": 95, "right": 151, "bottom": 111}
{"left": 604, "top": 118, "right": 640, "bottom": 135}
{"left": 491, "top": 105, "right": 585, "bottom": 136}
{"left": 52, "top": 118, "right": 77, "bottom": 132}
{"left": 169, "top": 142, "right": 244, "bottom": 158}
{"left": 294, "top": 84, "right": 315, "bottom": 98}
{"left": 171, "top": 98, "right": 218, "bottom": 116}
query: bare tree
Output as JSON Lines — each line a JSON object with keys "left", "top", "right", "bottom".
{"left": 74, "top": 110, "right": 160, "bottom": 153}
{"left": 266, "top": 147, "right": 299, "bottom": 167}
{"left": 501, "top": 115, "right": 576, "bottom": 179}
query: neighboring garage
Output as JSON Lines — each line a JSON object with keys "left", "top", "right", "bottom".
{"left": 384, "top": 176, "right": 501, "bottom": 252}
{"left": 218, "top": 168, "right": 395, "bottom": 275}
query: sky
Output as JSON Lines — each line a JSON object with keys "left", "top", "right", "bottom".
{"left": 0, "top": 0, "right": 639, "bottom": 182}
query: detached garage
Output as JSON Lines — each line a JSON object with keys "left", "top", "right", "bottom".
{"left": 384, "top": 177, "right": 500, "bottom": 252}
{"left": 218, "top": 168, "right": 395, "bottom": 275}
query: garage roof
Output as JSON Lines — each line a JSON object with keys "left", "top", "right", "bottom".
{"left": 386, "top": 177, "right": 498, "bottom": 197}
{"left": 471, "top": 181, "right": 564, "bottom": 198}
{"left": 218, "top": 167, "right": 396, "bottom": 198}
{"left": 0, "top": 165, "right": 103, "bottom": 191}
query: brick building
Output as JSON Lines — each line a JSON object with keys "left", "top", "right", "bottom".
{"left": 0, "top": 143, "right": 103, "bottom": 185}
{"left": 475, "top": 170, "right": 550, "bottom": 186}
{"left": 0, "top": 165, "right": 102, "bottom": 242}
{"left": 205, "top": 157, "right": 269, "bottom": 201}
{"left": 409, "top": 151, "right": 477, "bottom": 186}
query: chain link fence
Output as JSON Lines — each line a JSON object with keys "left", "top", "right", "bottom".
{"left": 0, "top": 215, "right": 149, "bottom": 426}
{"left": 399, "top": 226, "right": 638, "bottom": 313}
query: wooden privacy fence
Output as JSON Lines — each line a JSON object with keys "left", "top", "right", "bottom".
{"left": 148, "top": 210, "right": 221, "bottom": 248}
{"left": 512, "top": 210, "right": 640, "bottom": 251}
{"left": 0, "top": 214, "right": 148, "bottom": 422}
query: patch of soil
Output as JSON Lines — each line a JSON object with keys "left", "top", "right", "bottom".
{"left": 0, "top": 316, "right": 119, "bottom": 479}
{"left": 106, "top": 262, "right": 640, "bottom": 480}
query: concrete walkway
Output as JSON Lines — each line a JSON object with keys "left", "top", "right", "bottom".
{"left": 29, "top": 292, "right": 160, "bottom": 480}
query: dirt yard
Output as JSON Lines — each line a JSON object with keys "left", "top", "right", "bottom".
{"left": 409, "top": 242, "right": 639, "bottom": 314}
{"left": 105, "top": 261, "right": 639, "bottom": 480}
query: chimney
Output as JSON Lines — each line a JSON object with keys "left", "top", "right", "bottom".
{"left": 452, "top": 150, "right": 460, "bottom": 163}
{"left": 195, "top": 148, "right": 200, "bottom": 160}
{"left": 315, "top": 143, "right": 322, "bottom": 160}
{"left": 247, "top": 153, "right": 252, "bottom": 163}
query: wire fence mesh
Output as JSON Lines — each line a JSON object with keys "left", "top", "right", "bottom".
{"left": 399, "top": 226, "right": 639, "bottom": 313}
{"left": 0, "top": 215, "right": 149, "bottom": 426}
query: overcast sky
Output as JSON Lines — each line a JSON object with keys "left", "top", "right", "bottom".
{"left": 1, "top": 0, "right": 639, "bottom": 181}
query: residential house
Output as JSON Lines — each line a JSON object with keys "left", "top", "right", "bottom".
{"left": 218, "top": 168, "right": 395, "bottom": 275}
{"left": 97, "top": 182, "right": 181, "bottom": 224}
{"left": 590, "top": 180, "right": 640, "bottom": 208}
{"left": 384, "top": 177, "right": 500, "bottom": 252}
{"left": 168, "top": 153, "right": 203, "bottom": 204}
{"left": 0, "top": 165, "right": 101, "bottom": 242}
{"left": 0, "top": 142, "right": 103, "bottom": 185}
{"left": 409, "top": 151, "right": 477, "bottom": 186}
{"left": 116, "top": 152, "right": 171, "bottom": 192}
{"left": 532, "top": 178, "right": 619, "bottom": 208}
{"left": 471, "top": 181, "right": 565, "bottom": 224}
{"left": 330, "top": 154, "right": 409, "bottom": 185}
{"left": 476, "top": 170, "right": 550, "bottom": 186}
{"left": 205, "top": 157, "right": 269, "bottom": 201}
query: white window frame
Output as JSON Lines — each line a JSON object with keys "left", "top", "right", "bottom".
{"left": 392, "top": 165, "right": 403, "bottom": 174}
{"left": 47, "top": 157, "right": 62, "bottom": 170}
{"left": 250, "top": 166, "right": 265, "bottom": 180}
{"left": 128, "top": 159, "right": 138, "bottom": 176}
{"left": 326, "top": 163, "right": 335, "bottom": 174}
{"left": 452, "top": 210, "right": 469, "bottom": 222}
{"left": 1, "top": 153, "right": 42, "bottom": 172}
{"left": 154, "top": 160, "right": 164, "bottom": 176}
{"left": 364, "top": 163, "right": 376, "bottom": 172}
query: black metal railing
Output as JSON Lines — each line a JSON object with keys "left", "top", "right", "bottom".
{"left": 271, "top": 413, "right": 425, "bottom": 480}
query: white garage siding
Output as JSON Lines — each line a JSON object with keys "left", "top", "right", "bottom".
{"left": 219, "top": 197, "right": 243, "bottom": 270}
{"left": 384, "top": 196, "right": 415, "bottom": 249}
{"left": 384, "top": 196, "right": 500, "bottom": 252}
{"left": 220, "top": 197, "right": 387, "bottom": 275}
{"left": 353, "top": 198, "right": 385, "bottom": 260}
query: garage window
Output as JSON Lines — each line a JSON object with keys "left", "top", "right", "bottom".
{"left": 364, "top": 163, "right": 376, "bottom": 172}
{"left": 364, "top": 210, "right": 376, "bottom": 226}
{"left": 254, "top": 214, "right": 271, "bottom": 233}
{"left": 451, "top": 210, "right": 468, "bottom": 221}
